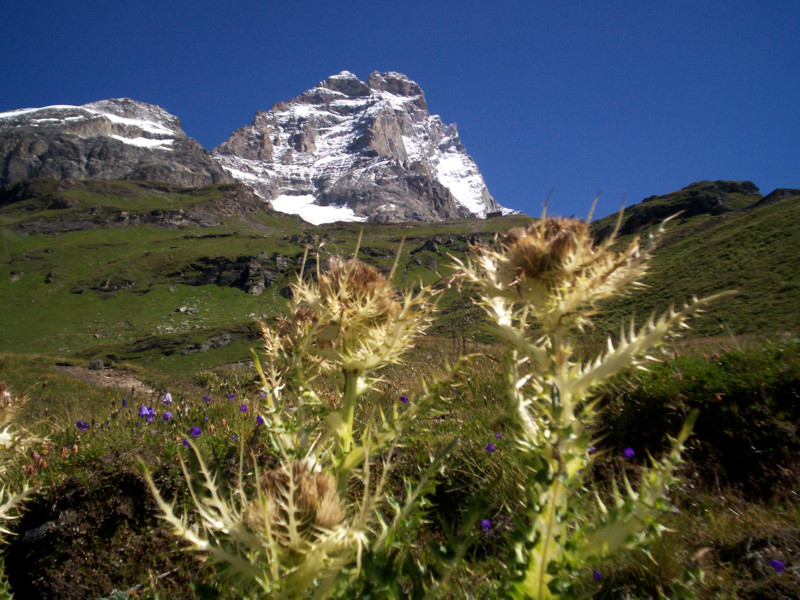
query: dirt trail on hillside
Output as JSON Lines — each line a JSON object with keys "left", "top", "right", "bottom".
{"left": 55, "top": 365, "right": 158, "bottom": 396}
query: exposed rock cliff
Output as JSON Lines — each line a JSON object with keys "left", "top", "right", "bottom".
{"left": 0, "top": 98, "right": 231, "bottom": 187}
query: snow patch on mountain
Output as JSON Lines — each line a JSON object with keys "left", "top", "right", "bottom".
{"left": 0, "top": 100, "right": 180, "bottom": 146}
{"left": 271, "top": 194, "right": 367, "bottom": 225}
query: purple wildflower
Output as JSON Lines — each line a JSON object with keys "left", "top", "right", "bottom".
{"left": 162, "top": 392, "right": 173, "bottom": 405}
{"left": 770, "top": 559, "right": 786, "bottom": 573}
{"left": 486, "top": 443, "right": 496, "bottom": 453}
{"left": 76, "top": 420, "right": 89, "bottom": 431}
{"left": 256, "top": 415, "right": 265, "bottom": 425}
{"left": 593, "top": 569, "right": 603, "bottom": 582}
{"left": 495, "top": 432, "right": 503, "bottom": 439}
{"left": 138, "top": 406, "right": 155, "bottom": 422}
{"left": 203, "top": 395, "right": 211, "bottom": 403}
{"left": 122, "top": 398, "right": 127, "bottom": 408}
{"left": 205, "top": 416, "right": 209, "bottom": 422}
{"left": 134, "top": 422, "right": 140, "bottom": 428}
{"left": 162, "top": 412, "right": 173, "bottom": 422}
{"left": 623, "top": 447, "right": 635, "bottom": 458}
{"left": 240, "top": 404, "right": 247, "bottom": 413}
{"left": 226, "top": 392, "right": 235, "bottom": 401}
{"left": 189, "top": 426, "right": 202, "bottom": 438}
{"left": 182, "top": 438, "right": 190, "bottom": 448}
{"left": 400, "top": 396, "right": 409, "bottom": 404}
{"left": 481, "top": 519, "right": 491, "bottom": 532}
{"left": 588, "top": 445, "right": 597, "bottom": 454}
{"left": 260, "top": 390, "right": 267, "bottom": 399}
{"left": 232, "top": 434, "right": 238, "bottom": 442}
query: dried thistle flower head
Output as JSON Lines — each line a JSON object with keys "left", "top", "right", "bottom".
{"left": 460, "top": 216, "right": 655, "bottom": 329}
{"left": 503, "top": 218, "right": 593, "bottom": 285}
{"left": 314, "top": 257, "right": 400, "bottom": 327}
{"left": 247, "top": 460, "right": 345, "bottom": 541}
{"left": 286, "top": 255, "right": 434, "bottom": 374}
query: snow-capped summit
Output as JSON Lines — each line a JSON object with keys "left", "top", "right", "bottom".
{"left": 0, "top": 99, "right": 230, "bottom": 187}
{"left": 213, "top": 71, "right": 506, "bottom": 223}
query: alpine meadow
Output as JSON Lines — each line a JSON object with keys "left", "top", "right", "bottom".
{"left": 0, "top": 71, "right": 799, "bottom": 599}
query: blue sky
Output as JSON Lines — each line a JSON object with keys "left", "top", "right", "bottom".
{"left": 2, "top": 0, "right": 798, "bottom": 219}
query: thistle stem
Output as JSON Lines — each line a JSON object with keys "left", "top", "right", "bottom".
{"left": 341, "top": 368, "right": 360, "bottom": 456}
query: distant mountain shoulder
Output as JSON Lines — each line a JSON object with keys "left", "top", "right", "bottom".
{"left": 589, "top": 180, "right": 793, "bottom": 239}
{"left": 0, "top": 98, "right": 230, "bottom": 188}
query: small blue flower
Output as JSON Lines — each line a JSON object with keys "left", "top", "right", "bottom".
{"left": 623, "top": 447, "right": 635, "bottom": 458}
{"left": 486, "top": 443, "right": 496, "bottom": 453}
{"left": 76, "top": 420, "right": 89, "bottom": 431}
{"left": 182, "top": 438, "right": 190, "bottom": 448}
{"left": 232, "top": 434, "right": 238, "bottom": 442}
{"left": 770, "top": 559, "right": 786, "bottom": 573}
{"left": 226, "top": 392, "right": 235, "bottom": 401}
{"left": 400, "top": 396, "right": 409, "bottom": 404}
{"left": 240, "top": 404, "right": 248, "bottom": 413}
{"left": 203, "top": 395, "right": 211, "bottom": 403}
{"left": 121, "top": 398, "right": 127, "bottom": 408}
{"left": 256, "top": 415, "right": 265, "bottom": 425}
{"left": 588, "top": 445, "right": 597, "bottom": 454}
{"left": 593, "top": 569, "right": 603, "bottom": 582}
{"left": 495, "top": 432, "right": 503, "bottom": 439}
{"left": 481, "top": 519, "right": 491, "bottom": 532}
{"left": 189, "top": 426, "right": 202, "bottom": 438}
{"left": 162, "top": 412, "right": 173, "bottom": 422}
{"left": 162, "top": 392, "right": 173, "bottom": 405}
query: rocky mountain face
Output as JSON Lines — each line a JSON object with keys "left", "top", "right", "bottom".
{"left": 213, "top": 71, "right": 506, "bottom": 223}
{"left": 0, "top": 98, "right": 231, "bottom": 188}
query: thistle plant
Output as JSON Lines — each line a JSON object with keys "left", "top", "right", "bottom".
{"left": 147, "top": 240, "right": 454, "bottom": 599}
{"left": 454, "top": 214, "right": 727, "bottom": 599}
{"left": 0, "top": 384, "right": 40, "bottom": 599}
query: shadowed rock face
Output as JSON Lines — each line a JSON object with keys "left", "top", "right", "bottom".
{"left": 0, "top": 98, "right": 231, "bottom": 188}
{"left": 213, "top": 71, "right": 503, "bottom": 223}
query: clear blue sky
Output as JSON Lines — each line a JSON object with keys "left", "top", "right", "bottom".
{"left": 2, "top": 0, "right": 798, "bottom": 219}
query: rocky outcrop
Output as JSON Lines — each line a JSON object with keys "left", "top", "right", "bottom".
{"left": 755, "top": 188, "right": 800, "bottom": 208}
{"left": 0, "top": 98, "right": 231, "bottom": 187}
{"left": 213, "top": 71, "right": 506, "bottom": 223}
{"left": 171, "top": 252, "right": 293, "bottom": 295}
{"left": 594, "top": 180, "right": 762, "bottom": 238}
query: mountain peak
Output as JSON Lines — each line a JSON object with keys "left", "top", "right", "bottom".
{"left": 366, "top": 72, "right": 424, "bottom": 98}
{"left": 319, "top": 71, "right": 371, "bottom": 97}
{"left": 212, "top": 71, "right": 504, "bottom": 224}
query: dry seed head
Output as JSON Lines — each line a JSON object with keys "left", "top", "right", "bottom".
{"left": 462, "top": 217, "right": 651, "bottom": 326}
{"left": 288, "top": 255, "right": 433, "bottom": 373}
{"left": 316, "top": 258, "right": 399, "bottom": 323}
{"left": 247, "top": 461, "right": 345, "bottom": 538}
{"left": 504, "top": 218, "right": 592, "bottom": 284}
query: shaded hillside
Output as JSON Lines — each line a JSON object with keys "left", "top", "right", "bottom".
{"left": 592, "top": 180, "right": 761, "bottom": 238}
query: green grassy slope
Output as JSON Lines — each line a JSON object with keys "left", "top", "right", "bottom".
{"left": 1, "top": 178, "right": 798, "bottom": 374}
{"left": 0, "top": 179, "right": 532, "bottom": 373}
{"left": 592, "top": 192, "right": 800, "bottom": 339}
